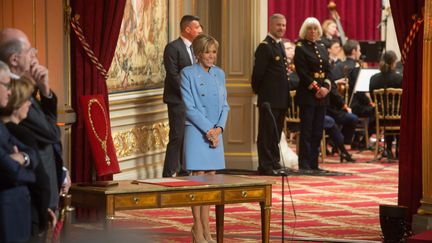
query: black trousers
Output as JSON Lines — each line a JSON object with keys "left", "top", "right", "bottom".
{"left": 162, "top": 103, "right": 186, "bottom": 177}
{"left": 298, "top": 105, "right": 326, "bottom": 170}
{"left": 257, "top": 107, "right": 285, "bottom": 172}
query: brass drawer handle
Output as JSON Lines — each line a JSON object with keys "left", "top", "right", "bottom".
{"left": 133, "top": 197, "right": 140, "bottom": 204}
{"left": 242, "top": 191, "right": 248, "bottom": 198}
{"left": 189, "top": 194, "right": 196, "bottom": 201}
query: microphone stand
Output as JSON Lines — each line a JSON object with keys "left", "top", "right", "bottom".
{"left": 264, "top": 103, "right": 294, "bottom": 242}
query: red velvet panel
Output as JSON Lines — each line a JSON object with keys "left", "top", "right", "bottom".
{"left": 268, "top": 0, "right": 381, "bottom": 41}
{"left": 390, "top": 0, "right": 424, "bottom": 219}
{"left": 70, "top": 0, "right": 126, "bottom": 183}
{"left": 80, "top": 95, "right": 121, "bottom": 176}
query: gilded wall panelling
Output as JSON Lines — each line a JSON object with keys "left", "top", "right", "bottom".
{"left": 112, "top": 122, "right": 169, "bottom": 158}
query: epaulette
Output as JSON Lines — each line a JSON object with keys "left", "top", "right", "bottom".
{"left": 296, "top": 42, "right": 302, "bottom": 47}
{"left": 261, "top": 40, "right": 268, "bottom": 44}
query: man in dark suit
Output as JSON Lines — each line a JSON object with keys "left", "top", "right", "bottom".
{"left": 0, "top": 60, "right": 37, "bottom": 243}
{"left": 0, "top": 28, "right": 69, "bottom": 237}
{"left": 252, "top": 13, "right": 290, "bottom": 176}
{"left": 162, "top": 15, "right": 202, "bottom": 177}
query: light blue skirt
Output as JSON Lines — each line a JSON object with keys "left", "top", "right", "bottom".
{"left": 183, "top": 125, "right": 225, "bottom": 171}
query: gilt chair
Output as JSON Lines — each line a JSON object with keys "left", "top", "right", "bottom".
{"left": 372, "top": 88, "right": 403, "bottom": 160}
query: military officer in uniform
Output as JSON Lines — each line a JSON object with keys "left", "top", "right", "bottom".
{"left": 294, "top": 17, "right": 332, "bottom": 174}
{"left": 252, "top": 13, "right": 290, "bottom": 175}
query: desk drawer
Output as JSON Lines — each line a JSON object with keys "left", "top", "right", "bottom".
{"left": 224, "top": 188, "right": 264, "bottom": 202}
{"left": 114, "top": 193, "right": 158, "bottom": 209}
{"left": 161, "top": 190, "right": 221, "bottom": 206}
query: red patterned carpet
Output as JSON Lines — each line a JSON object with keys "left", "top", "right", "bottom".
{"left": 66, "top": 150, "right": 398, "bottom": 243}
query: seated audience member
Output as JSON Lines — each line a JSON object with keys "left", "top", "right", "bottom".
{"left": 327, "top": 39, "right": 344, "bottom": 68}
{"left": 369, "top": 50, "right": 403, "bottom": 159}
{"left": 283, "top": 39, "right": 299, "bottom": 89}
{"left": 0, "top": 77, "right": 54, "bottom": 240}
{"left": 0, "top": 28, "right": 70, "bottom": 214}
{"left": 320, "top": 19, "right": 342, "bottom": 49}
{"left": 0, "top": 60, "right": 37, "bottom": 243}
{"left": 333, "top": 39, "right": 375, "bottom": 149}
{"left": 327, "top": 79, "right": 359, "bottom": 148}
{"left": 324, "top": 115, "right": 355, "bottom": 163}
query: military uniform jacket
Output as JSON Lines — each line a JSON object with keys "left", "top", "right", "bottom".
{"left": 252, "top": 35, "right": 290, "bottom": 109}
{"left": 294, "top": 39, "right": 331, "bottom": 106}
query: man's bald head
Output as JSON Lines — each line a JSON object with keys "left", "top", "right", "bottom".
{"left": 0, "top": 28, "right": 34, "bottom": 76}
{"left": 0, "top": 28, "right": 29, "bottom": 45}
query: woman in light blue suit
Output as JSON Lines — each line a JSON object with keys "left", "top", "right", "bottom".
{"left": 180, "top": 34, "right": 229, "bottom": 243}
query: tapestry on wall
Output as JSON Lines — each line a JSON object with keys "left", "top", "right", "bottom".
{"left": 107, "top": 0, "right": 168, "bottom": 93}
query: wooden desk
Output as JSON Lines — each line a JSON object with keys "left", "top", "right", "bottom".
{"left": 70, "top": 174, "right": 273, "bottom": 243}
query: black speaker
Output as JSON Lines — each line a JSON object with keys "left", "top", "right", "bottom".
{"left": 359, "top": 41, "right": 385, "bottom": 62}
{"left": 379, "top": 204, "right": 411, "bottom": 242}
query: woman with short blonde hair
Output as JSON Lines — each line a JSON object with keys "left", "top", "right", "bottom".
{"left": 0, "top": 77, "right": 33, "bottom": 117}
{"left": 181, "top": 33, "right": 229, "bottom": 243}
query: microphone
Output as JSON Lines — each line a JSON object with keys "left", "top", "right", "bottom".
{"left": 261, "top": 101, "right": 271, "bottom": 111}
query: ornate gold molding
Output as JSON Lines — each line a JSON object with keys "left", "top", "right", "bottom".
{"left": 112, "top": 122, "right": 169, "bottom": 158}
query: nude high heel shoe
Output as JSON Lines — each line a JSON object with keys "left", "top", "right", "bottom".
{"left": 191, "top": 227, "right": 208, "bottom": 243}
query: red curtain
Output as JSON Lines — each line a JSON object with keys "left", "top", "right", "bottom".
{"left": 390, "top": 0, "right": 424, "bottom": 218}
{"left": 268, "top": 0, "right": 381, "bottom": 41}
{"left": 70, "top": 0, "right": 126, "bottom": 183}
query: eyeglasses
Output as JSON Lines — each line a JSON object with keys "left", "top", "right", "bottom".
{"left": 0, "top": 82, "right": 11, "bottom": 90}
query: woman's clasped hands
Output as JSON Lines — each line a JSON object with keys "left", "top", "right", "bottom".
{"left": 206, "top": 127, "right": 222, "bottom": 148}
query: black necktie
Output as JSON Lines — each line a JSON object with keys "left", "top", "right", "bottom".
{"left": 190, "top": 46, "right": 196, "bottom": 64}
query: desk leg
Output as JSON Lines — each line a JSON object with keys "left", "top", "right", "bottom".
{"left": 261, "top": 185, "right": 272, "bottom": 243}
{"left": 104, "top": 195, "right": 115, "bottom": 231}
{"left": 215, "top": 204, "right": 224, "bottom": 243}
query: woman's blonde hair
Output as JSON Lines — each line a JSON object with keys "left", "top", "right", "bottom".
{"left": 298, "top": 17, "right": 323, "bottom": 40}
{"left": 0, "top": 76, "right": 33, "bottom": 116}
{"left": 322, "top": 19, "right": 336, "bottom": 35}
{"left": 192, "top": 34, "right": 219, "bottom": 62}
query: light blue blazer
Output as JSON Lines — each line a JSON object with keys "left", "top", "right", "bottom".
{"left": 180, "top": 64, "right": 230, "bottom": 170}
{"left": 181, "top": 64, "right": 229, "bottom": 133}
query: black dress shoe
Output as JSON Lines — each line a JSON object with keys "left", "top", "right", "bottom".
{"left": 177, "top": 169, "right": 190, "bottom": 177}
{"left": 258, "top": 169, "right": 278, "bottom": 176}
{"left": 273, "top": 163, "right": 282, "bottom": 170}
{"left": 385, "top": 149, "right": 395, "bottom": 160}
{"left": 340, "top": 152, "right": 356, "bottom": 163}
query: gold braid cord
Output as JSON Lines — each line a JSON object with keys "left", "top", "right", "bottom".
{"left": 88, "top": 98, "right": 111, "bottom": 166}
{"left": 70, "top": 15, "right": 109, "bottom": 79}
{"left": 401, "top": 14, "right": 424, "bottom": 64}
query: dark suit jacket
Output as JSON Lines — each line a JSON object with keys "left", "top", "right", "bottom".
{"left": 20, "top": 91, "right": 64, "bottom": 208}
{"left": 327, "top": 84, "right": 348, "bottom": 121}
{"left": 331, "top": 57, "right": 359, "bottom": 98}
{"left": 5, "top": 122, "right": 51, "bottom": 232}
{"left": 369, "top": 71, "right": 403, "bottom": 97}
{"left": 163, "top": 37, "right": 193, "bottom": 104}
{"left": 252, "top": 35, "right": 290, "bottom": 109}
{"left": 0, "top": 123, "right": 36, "bottom": 242}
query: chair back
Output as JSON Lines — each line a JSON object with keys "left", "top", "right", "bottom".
{"left": 286, "top": 90, "right": 300, "bottom": 123}
{"left": 373, "top": 88, "right": 403, "bottom": 123}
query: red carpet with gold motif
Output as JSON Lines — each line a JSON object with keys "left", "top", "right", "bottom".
{"left": 65, "top": 149, "right": 398, "bottom": 243}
